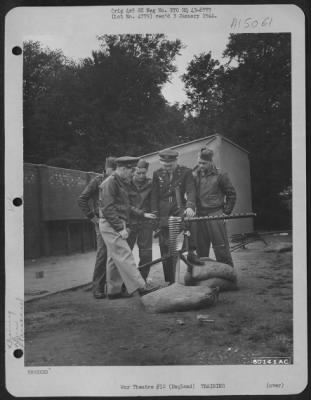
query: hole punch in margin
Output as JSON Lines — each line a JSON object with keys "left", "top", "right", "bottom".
{"left": 12, "top": 46, "right": 22, "bottom": 55}
{"left": 13, "top": 349, "right": 23, "bottom": 359}
{"left": 13, "top": 197, "right": 23, "bottom": 207}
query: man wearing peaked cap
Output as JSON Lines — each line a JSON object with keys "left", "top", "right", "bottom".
{"left": 192, "top": 147, "right": 237, "bottom": 266}
{"left": 78, "top": 157, "right": 117, "bottom": 299}
{"left": 115, "top": 156, "right": 139, "bottom": 168}
{"left": 158, "top": 149, "right": 179, "bottom": 162}
{"left": 98, "top": 155, "right": 159, "bottom": 299}
{"left": 151, "top": 148, "right": 202, "bottom": 285}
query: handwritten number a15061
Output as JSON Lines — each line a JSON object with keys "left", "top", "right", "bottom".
{"left": 231, "top": 17, "right": 272, "bottom": 30}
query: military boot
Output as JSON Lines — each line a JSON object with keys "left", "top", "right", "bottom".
{"left": 187, "top": 251, "right": 204, "bottom": 266}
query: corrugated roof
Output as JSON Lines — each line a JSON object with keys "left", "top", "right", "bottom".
{"left": 142, "top": 134, "right": 249, "bottom": 157}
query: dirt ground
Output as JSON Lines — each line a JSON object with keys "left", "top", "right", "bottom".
{"left": 25, "top": 234, "right": 293, "bottom": 366}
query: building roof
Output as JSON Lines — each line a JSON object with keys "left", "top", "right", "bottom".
{"left": 24, "top": 162, "right": 100, "bottom": 175}
{"left": 142, "top": 134, "right": 249, "bottom": 157}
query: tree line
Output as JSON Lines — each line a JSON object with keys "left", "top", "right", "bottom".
{"left": 23, "top": 33, "right": 291, "bottom": 229}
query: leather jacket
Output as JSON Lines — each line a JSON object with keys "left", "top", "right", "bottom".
{"left": 77, "top": 174, "right": 105, "bottom": 219}
{"left": 99, "top": 173, "right": 142, "bottom": 231}
{"left": 129, "top": 177, "right": 152, "bottom": 223}
{"left": 194, "top": 168, "right": 236, "bottom": 215}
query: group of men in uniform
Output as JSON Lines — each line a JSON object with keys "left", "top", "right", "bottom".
{"left": 78, "top": 147, "right": 236, "bottom": 301}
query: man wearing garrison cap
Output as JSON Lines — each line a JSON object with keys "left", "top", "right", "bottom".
{"left": 151, "top": 149, "right": 202, "bottom": 284}
{"left": 193, "top": 147, "right": 236, "bottom": 266}
{"left": 128, "top": 159, "right": 156, "bottom": 280}
{"left": 99, "top": 156, "right": 159, "bottom": 299}
{"left": 78, "top": 157, "right": 117, "bottom": 299}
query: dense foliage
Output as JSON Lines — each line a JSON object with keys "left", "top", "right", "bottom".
{"left": 182, "top": 33, "right": 291, "bottom": 228}
{"left": 24, "top": 35, "right": 187, "bottom": 170}
{"left": 24, "top": 33, "right": 291, "bottom": 228}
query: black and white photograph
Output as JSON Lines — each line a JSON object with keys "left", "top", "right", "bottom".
{"left": 4, "top": 4, "right": 307, "bottom": 397}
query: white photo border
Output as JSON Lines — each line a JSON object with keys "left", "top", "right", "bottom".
{"left": 4, "top": 3, "right": 308, "bottom": 397}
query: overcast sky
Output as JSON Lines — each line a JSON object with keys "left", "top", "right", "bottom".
{"left": 29, "top": 31, "right": 230, "bottom": 105}
{"left": 8, "top": 6, "right": 232, "bottom": 104}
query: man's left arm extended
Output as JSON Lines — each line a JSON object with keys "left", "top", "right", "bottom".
{"left": 130, "top": 205, "right": 157, "bottom": 220}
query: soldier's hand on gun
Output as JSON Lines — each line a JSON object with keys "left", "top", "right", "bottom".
{"left": 184, "top": 208, "right": 195, "bottom": 218}
{"left": 144, "top": 213, "right": 157, "bottom": 219}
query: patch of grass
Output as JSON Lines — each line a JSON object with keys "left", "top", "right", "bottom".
{"left": 274, "top": 343, "right": 290, "bottom": 354}
{"left": 284, "top": 302, "right": 293, "bottom": 310}
{"left": 272, "top": 307, "right": 285, "bottom": 312}
{"left": 271, "top": 335, "right": 292, "bottom": 355}
{"left": 220, "top": 299, "right": 236, "bottom": 305}
{"left": 270, "top": 291, "right": 289, "bottom": 297}
{"left": 217, "top": 312, "right": 226, "bottom": 318}
{"left": 275, "top": 333, "right": 292, "bottom": 343}
{"left": 247, "top": 324, "right": 275, "bottom": 343}
{"left": 138, "top": 355, "right": 176, "bottom": 365}
{"left": 200, "top": 334, "right": 216, "bottom": 346}
{"left": 256, "top": 330, "right": 293, "bottom": 358}
{"left": 228, "top": 326, "right": 242, "bottom": 335}
{"left": 212, "top": 325, "right": 226, "bottom": 332}
{"left": 277, "top": 275, "right": 292, "bottom": 281}
{"left": 262, "top": 331, "right": 276, "bottom": 341}
{"left": 247, "top": 332, "right": 262, "bottom": 342}
{"left": 255, "top": 289, "right": 268, "bottom": 295}
{"left": 266, "top": 283, "right": 281, "bottom": 289}
{"left": 221, "top": 339, "right": 236, "bottom": 348}
{"left": 255, "top": 275, "right": 271, "bottom": 279}
{"left": 274, "top": 322, "right": 293, "bottom": 336}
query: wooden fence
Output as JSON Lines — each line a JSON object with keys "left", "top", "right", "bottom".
{"left": 24, "top": 163, "right": 98, "bottom": 259}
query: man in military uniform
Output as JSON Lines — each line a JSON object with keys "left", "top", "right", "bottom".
{"left": 128, "top": 159, "right": 156, "bottom": 280}
{"left": 193, "top": 148, "right": 237, "bottom": 266}
{"left": 78, "top": 157, "right": 116, "bottom": 299}
{"left": 151, "top": 149, "right": 202, "bottom": 285}
{"left": 99, "top": 156, "right": 159, "bottom": 299}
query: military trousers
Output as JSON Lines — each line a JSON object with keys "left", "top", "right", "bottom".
{"left": 158, "top": 221, "right": 196, "bottom": 284}
{"left": 99, "top": 219, "right": 146, "bottom": 295}
{"left": 158, "top": 227, "right": 176, "bottom": 284}
{"left": 192, "top": 209, "right": 234, "bottom": 267}
{"left": 92, "top": 223, "right": 108, "bottom": 293}
{"left": 127, "top": 225, "right": 153, "bottom": 280}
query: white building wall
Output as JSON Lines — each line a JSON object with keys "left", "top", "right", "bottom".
{"left": 218, "top": 137, "right": 254, "bottom": 235}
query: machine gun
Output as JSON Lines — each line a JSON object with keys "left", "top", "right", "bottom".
{"left": 131, "top": 212, "right": 257, "bottom": 230}
{"left": 137, "top": 212, "right": 256, "bottom": 280}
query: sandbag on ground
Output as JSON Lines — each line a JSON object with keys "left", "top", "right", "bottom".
{"left": 198, "top": 278, "right": 238, "bottom": 292}
{"left": 190, "top": 259, "right": 237, "bottom": 282}
{"left": 141, "top": 283, "right": 219, "bottom": 313}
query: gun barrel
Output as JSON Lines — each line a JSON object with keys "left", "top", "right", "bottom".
{"left": 184, "top": 212, "right": 256, "bottom": 222}
{"left": 129, "top": 212, "right": 256, "bottom": 227}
